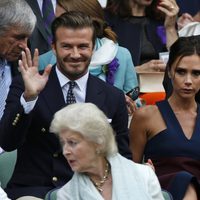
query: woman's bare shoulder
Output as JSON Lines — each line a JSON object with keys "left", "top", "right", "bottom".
{"left": 133, "top": 105, "right": 159, "bottom": 119}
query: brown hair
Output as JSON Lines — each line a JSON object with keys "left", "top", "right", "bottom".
{"left": 105, "top": 0, "right": 163, "bottom": 20}
{"left": 167, "top": 36, "right": 200, "bottom": 72}
{"left": 52, "top": 11, "right": 96, "bottom": 46}
{"left": 57, "top": 0, "right": 117, "bottom": 42}
{"left": 105, "top": 0, "right": 132, "bottom": 18}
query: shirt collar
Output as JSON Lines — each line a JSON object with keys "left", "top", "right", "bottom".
{"left": 0, "top": 58, "right": 7, "bottom": 68}
{"left": 55, "top": 65, "right": 89, "bottom": 92}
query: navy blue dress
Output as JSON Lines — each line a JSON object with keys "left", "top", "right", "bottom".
{"left": 144, "top": 100, "right": 200, "bottom": 200}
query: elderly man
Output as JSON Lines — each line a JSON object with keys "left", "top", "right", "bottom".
{"left": 0, "top": 0, "right": 36, "bottom": 153}
{"left": 0, "top": 11, "right": 130, "bottom": 199}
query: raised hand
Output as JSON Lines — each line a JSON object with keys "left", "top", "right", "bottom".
{"left": 157, "top": 0, "right": 179, "bottom": 28}
{"left": 18, "top": 48, "right": 52, "bottom": 101}
{"left": 157, "top": 0, "right": 179, "bottom": 49}
{"left": 177, "top": 13, "right": 194, "bottom": 30}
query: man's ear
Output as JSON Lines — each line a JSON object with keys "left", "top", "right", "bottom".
{"left": 52, "top": 43, "right": 56, "bottom": 55}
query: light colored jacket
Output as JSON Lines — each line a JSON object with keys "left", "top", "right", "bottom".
{"left": 57, "top": 154, "right": 164, "bottom": 200}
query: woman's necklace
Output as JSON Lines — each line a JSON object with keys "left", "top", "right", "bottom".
{"left": 90, "top": 161, "right": 111, "bottom": 193}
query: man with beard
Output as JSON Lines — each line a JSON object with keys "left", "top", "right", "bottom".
{"left": 0, "top": 0, "right": 36, "bottom": 153}
{"left": 0, "top": 11, "right": 130, "bottom": 199}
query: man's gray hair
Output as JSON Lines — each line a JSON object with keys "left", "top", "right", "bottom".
{"left": 50, "top": 103, "right": 118, "bottom": 157}
{"left": 0, "top": 0, "right": 36, "bottom": 36}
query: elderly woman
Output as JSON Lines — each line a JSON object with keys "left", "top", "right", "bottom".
{"left": 50, "top": 103, "right": 164, "bottom": 200}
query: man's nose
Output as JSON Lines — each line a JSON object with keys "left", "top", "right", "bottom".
{"left": 70, "top": 47, "right": 81, "bottom": 58}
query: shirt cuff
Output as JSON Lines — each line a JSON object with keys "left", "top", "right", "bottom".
{"left": 20, "top": 93, "right": 38, "bottom": 114}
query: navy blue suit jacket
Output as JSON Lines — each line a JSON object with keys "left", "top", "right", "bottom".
{"left": 0, "top": 66, "right": 130, "bottom": 199}
{"left": 25, "top": 0, "right": 51, "bottom": 55}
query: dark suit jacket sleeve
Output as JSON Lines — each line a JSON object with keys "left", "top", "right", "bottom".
{"left": 0, "top": 75, "right": 33, "bottom": 151}
{"left": 112, "top": 90, "right": 132, "bottom": 159}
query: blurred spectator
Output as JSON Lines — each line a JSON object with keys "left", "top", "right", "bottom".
{"left": 0, "top": 0, "right": 36, "bottom": 154}
{"left": 105, "top": 0, "right": 178, "bottom": 72}
{"left": 177, "top": 11, "right": 200, "bottom": 31}
{"left": 25, "top": 0, "right": 56, "bottom": 55}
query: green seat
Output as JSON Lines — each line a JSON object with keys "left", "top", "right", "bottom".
{"left": 45, "top": 188, "right": 58, "bottom": 200}
{"left": 162, "top": 190, "right": 173, "bottom": 200}
{"left": 0, "top": 150, "right": 17, "bottom": 189}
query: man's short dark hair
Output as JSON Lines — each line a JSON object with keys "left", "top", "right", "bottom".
{"left": 51, "top": 11, "right": 96, "bottom": 46}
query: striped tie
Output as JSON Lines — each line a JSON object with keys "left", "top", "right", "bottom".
{"left": 0, "top": 60, "right": 7, "bottom": 119}
{"left": 42, "top": 0, "right": 55, "bottom": 45}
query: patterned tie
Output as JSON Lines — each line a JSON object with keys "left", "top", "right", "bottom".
{"left": 42, "top": 0, "right": 55, "bottom": 45}
{"left": 0, "top": 60, "right": 7, "bottom": 119}
{"left": 66, "top": 81, "right": 77, "bottom": 105}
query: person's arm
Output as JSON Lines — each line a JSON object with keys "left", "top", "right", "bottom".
{"left": 0, "top": 75, "right": 33, "bottom": 151}
{"left": 177, "top": 13, "right": 194, "bottom": 30}
{"left": 112, "top": 90, "right": 131, "bottom": 159}
{"left": 122, "top": 48, "right": 140, "bottom": 113}
{"left": 0, "top": 48, "right": 51, "bottom": 151}
{"left": 193, "top": 11, "right": 200, "bottom": 22}
{"left": 157, "top": 0, "right": 179, "bottom": 50}
{"left": 129, "top": 106, "right": 151, "bottom": 163}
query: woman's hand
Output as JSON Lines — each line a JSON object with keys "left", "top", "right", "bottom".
{"left": 157, "top": 0, "right": 179, "bottom": 49}
{"left": 177, "top": 13, "right": 194, "bottom": 30}
{"left": 145, "top": 159, "right": 155, "bottom": 172}
{"left": 18, "top": 48, "right": 52, "bottom": 101}
{"left": 125, "top": 94, "right": 137, "bottom": 115}
{"left": 136, "top": 59, "right": 166, "bottom": 73}
{"left": 157, "top": 0, "right": 179, "bottom": 29}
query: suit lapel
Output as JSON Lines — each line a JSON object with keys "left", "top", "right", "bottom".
{"left": 41, "top": 72, "right": 107, "bottom": 115}
{"left": 9, "top": 61, "right": 20, "bottom": 77}
{"left": 25, "top": 0, "right": 49, "bottom": 43}
{"left": 85, "top": 74, "right": 105, "bottom": 109}
{"left": 40, "top": 66, "right": 66, "bottom": 114}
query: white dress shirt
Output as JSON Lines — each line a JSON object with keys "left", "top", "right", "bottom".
{"left": 56, "top": 67, "right": 88, "bottom": 103}
{"left": 37, "top": 0, "right": 57, "bottom": 14}
{"left": 21, "top": 66, "right": 89, "bottom": 113}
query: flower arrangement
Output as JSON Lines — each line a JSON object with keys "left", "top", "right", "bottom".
{"left": 102, "top": 57, "right": 119, "bottom": 85}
